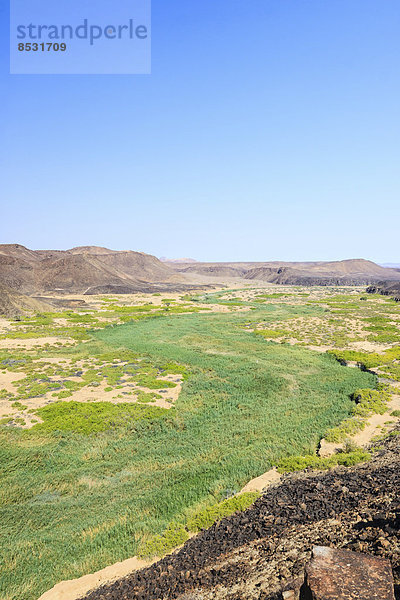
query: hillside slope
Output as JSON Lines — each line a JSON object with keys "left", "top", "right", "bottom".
{"left": 0, "top": 245, "right": 185, "bottom": 294}
{"left": 0, "top": 286, "right": 53, "bottom": 317}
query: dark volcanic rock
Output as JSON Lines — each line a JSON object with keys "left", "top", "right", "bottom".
{"left": 367, "top": 282, "right": 400, "bottom": 301}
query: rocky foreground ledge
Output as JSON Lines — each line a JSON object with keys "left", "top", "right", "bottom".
{"left": 81, "top": 428, "right": 400, "bottom": 600}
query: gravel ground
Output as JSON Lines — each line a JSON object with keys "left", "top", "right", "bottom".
{"left": 81, "top": 428, "right": 400, "bottom": 600}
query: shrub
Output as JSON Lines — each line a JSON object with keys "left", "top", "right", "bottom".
{"left": 137, "top": 523, "right": 189, "bottom": 558}
{"left": 351, "top": 388, "right": 390, "bottom": 417}
{"left": 186, "top": 492, "right": 260, "bottom": 532}
{"left": 277, "top": 449, "right": 371, "bottom": 473}
{"left": 325, "top": 418, "right": 365, "bottom": 442}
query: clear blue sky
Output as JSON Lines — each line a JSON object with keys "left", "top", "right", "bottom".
{"left": 1, "top": 0, "right": 399, "bottom": 262}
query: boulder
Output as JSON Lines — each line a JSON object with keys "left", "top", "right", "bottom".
{"left": 303, "top": 546, "right": 395, "bottom": 599}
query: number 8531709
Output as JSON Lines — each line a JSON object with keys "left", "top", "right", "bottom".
{"left": 18, "top": 42, "right": 67, "bottom": 51}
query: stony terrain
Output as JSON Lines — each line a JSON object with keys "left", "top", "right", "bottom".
{"left": 81, "top": 428, "right": 400, "bottom": 600}
{"left": 368, "top": 282, "right": 400, "bottom": 302}
{"left": 2, "top": 245, "right": 400, "bottom": 297}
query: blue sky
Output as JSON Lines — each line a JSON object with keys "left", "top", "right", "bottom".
{"left": 1, "top": 0, "right": 399, "bottom": 262}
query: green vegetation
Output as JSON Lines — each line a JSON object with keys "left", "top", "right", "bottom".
{"left": 254, "top": 328, "right": 291, "bottom": 339}
{"left": 324, "top": 417, "right": 365, "bottom": 442}
{"left": 32, "top": 401, "right": 170, "bottom": 434}
{"left": 324, "top": 387, "right": 391, "bottom": 442}
{"left": 186, "top": 491, "right": 259, "bottom": 532}
{"left": 137, "top": 491, "right": 259, "bottom": 558}
{"left": 328, "top": 347, "right": 400, "bottom": 369}
{"left": 351, "top": 388, "right": 391, "bottom": 417}
{"left": 277, "top": 448, "right": 371, "bottom": 472}
{"left": 137, "top": 523, "right": 189, "bottom": 558}
{"left": 3, "top": 287, "right": 399, "bottom": 599}
{"left": 0, "top": 301, "right": 375, "bottom": 600}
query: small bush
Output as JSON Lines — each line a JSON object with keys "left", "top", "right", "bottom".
{"left": 186, "top": 492, "right": 259, "bottom": 532}
{"left": 137, "top": 523, "right": 189, "bottom": 558}
{"left": 277, "top": 449, "right": 371, "bottom": 473}
{"left": 351, "top": 388, "right": 390, "bottom": 417}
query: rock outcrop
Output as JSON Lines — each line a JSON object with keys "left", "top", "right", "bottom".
{"left": 0, "top": 285, "right": 53, "bottom": 317}
{"left": 302, "top": 546, "right": 395, "bottom": 600}
{"left": 367, "top": 282, "right": 400, "bottom": 301}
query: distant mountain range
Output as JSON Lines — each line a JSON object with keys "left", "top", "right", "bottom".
{"left": 167, "top": 258, "right": 400, "bottom": 286}
{"left": 160, "top": 257, "right": 198, "bottom": 263}
{"left": 380, "top": 263, "right": 400, "bottom": 269}
{"left": 1, "top": 245, "right": 400, "bottom": 305}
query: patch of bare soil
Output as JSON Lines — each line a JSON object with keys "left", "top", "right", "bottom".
{"left": 240, "top": 467, "right": 281, "bottom": 494}
{"left": 0, "top": 337, "right": 74, "bottom": 349}
{"left": 38, "top": 557, "right": 156, "bottom": 600}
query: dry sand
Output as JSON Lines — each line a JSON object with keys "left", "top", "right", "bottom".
{"left": 240, "top": 467, "right": 281, "bottom": 493}
{"left": 37, "top": 556, "right": 156, "bottom": 600}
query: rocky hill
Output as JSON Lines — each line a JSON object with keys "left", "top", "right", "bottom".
{"left": 0, "top": 286, "right": 53, "bottom": 317}
{"left": 2, "top": 245, "right": 399, "bottom": 295}
{"left": 81, "top": 428, "right": 400, "bottom": 600}
{"left": 367, "top": 281, "right": 400, "bottom": 301}
{"left": 0, "top": 244, "right": 188, "bottom": 295}
{"left": 170, "top": 259, "right": 400, "bottom": 286}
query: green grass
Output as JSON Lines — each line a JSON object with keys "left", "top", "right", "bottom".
{"left": 0, "top": 305, "right": 376, "bottom": 599}
{"left": 254, "top": 328, "right": 291, "bottom": 339}
{"left": 32, "top": 401, "right": 170, "bottom": 434}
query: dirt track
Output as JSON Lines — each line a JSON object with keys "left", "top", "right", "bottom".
{"left": 80, "top": 428, "right": 400, "bottom": 600}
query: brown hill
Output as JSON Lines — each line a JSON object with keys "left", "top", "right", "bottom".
{"left": 0, "top": 244, "right": 186, "bottom": 295}
{"left": 0, "top": 243, "right": 40, "bottom": 262}
{"left": 171, "top": 259, "right": 400, "bottom": 286}
{"left": 68, "top": 246, "right": 121, "bottom": 255}
{"left": 0, "top": 286, "right": 53, "bottom": 317}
